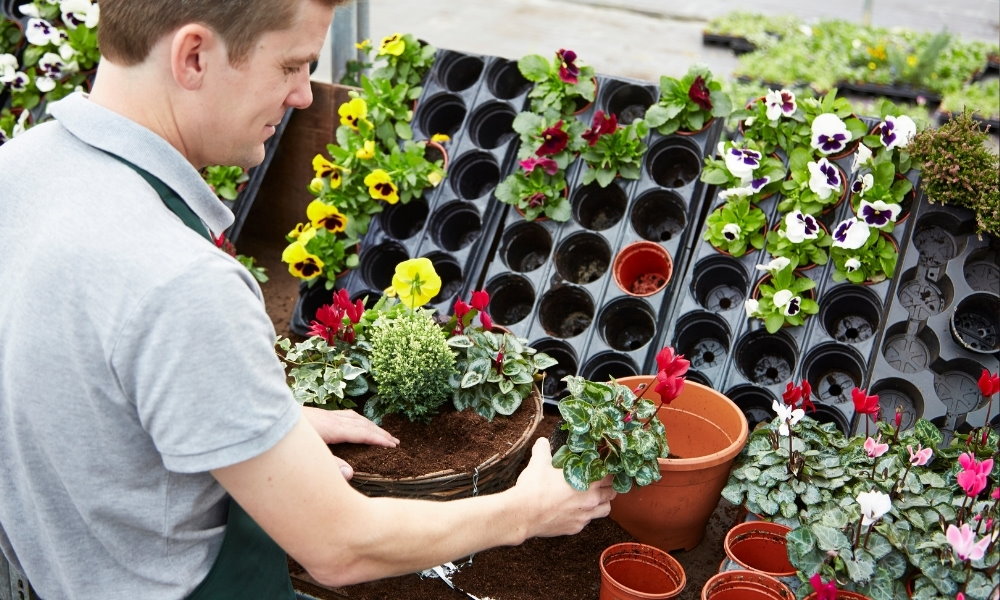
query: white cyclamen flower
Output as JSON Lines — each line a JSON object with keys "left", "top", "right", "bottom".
{"left": 832, "top": 217, "right": 870, "bottom": 250}
{"left": 0, "top": 53, "right": 18, "bottom": 82}
{"left": 744, "top": 298, "right": 760, "bottom": 318}
{"left": 852, "top": 143, "right": 873, "bottom": 172}
{"left": 878, "top": 115, "right": 917, "bottom": 151}
{"left": 61, "top": 0, "right": 100, "bottom": 29}
{"left": 771, "top": 400, "right": 804, "bottom": 436}
{"left": 722, "top": 223, "right": 741, "bottom": 241}
{"left": 811, "top": 113, "right": 852, "bottom": 155}
{"left": 784, "top": 210, "right": 820, "bottom": 243}
{"left": 807, "top": 157, "right": 841, "bottom": 200}
{"left": 756, "top": 256, "right": 791, "bottom": 274}
{"left": 25, "top": 18, "right": 63, "bottom": 46}
{"left": 764, "top": 89, "right": 796, "bottom": 121}
{"left": 844, "top": 258, "right": 862, "bottom": 272}
{"left": 724, "top": 147, "right": 762, "bottom": 181}
{"left": 856, "top": 490, "right": 892, "bottom": 526}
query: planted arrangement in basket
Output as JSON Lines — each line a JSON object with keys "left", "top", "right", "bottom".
{"left": 518, "top": 48, "right": 597, "bottom": 119}
{"left": 700, "top": 139, "right": 786, "bottom": 202}
{"left": 644, "top": 64, "right": 732, "bottom": 135}
{"left": 551, "top": 347, "right": 688, "bottom": 493}
{"left": 744, "top": 258, "right": 819, "bottom": 333}
{"left": 703, "top": 196, "right": 767, "bottom": 257}
{"left": 578, "top": 110, "right": 648, "bottom": 187}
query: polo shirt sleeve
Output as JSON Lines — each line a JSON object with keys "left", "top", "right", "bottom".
{"left": 111, "top": 253, "right": 300, "bottom": 474}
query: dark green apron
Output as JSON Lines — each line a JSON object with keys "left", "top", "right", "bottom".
{"left": 108, "top": 153, "right": 295, "bottom": 599}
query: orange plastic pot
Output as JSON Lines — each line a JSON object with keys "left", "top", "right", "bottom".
{"left": 599, "top": 542, "right": 686, "bottom": 600}
{"left": 612, "top": 241, "right": 673, "bottom": 297}
{"left": 721, "top": 521, "right": 796, "bottom": 578}
{"left": 609, "top": 377, "right": 748, "bottom": 552}
{"left": 702, "top": 570, "right": 794, "bottom": 600}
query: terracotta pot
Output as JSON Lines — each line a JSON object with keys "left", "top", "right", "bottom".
{"left": 676, "top": 116, "right": 716, "bottom": 136}
{"left": 721, "top": 521, "right": 796, "bottom": 578}
{"left": 702, "top": 570, "right": 794, "bottom": 600}
{"left": 609, "top": 378, "right": 749, "bottom": 552}
{"left": 422, "top": 139, "right": 450, "bottom": 171}
{"left": 599, "top": 542, "right": 686, "bottom": 600}
{"left": 612, "top": 241, "right": 673, "bottom": 297}
{"left": 573, "top": 76, "right": 600, "bottom": 115}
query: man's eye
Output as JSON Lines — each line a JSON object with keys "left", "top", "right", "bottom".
{"left": 283, "top": 65, "right": 299, "bottom": 76}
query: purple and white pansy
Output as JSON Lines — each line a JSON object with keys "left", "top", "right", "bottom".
{"left": 723, "top": 146, "right": 762, "bottom": 181}
{"left": 877, "top": 115, "right": 917, "bottom": 151}
{"left": 832, "top": 217, "right": 871, "bottom": 250}
{"left": 772, "top": 289, "right": 802, "bottom": 316}
{"left": 858, "top": 200, "right": 902, "bottom": 228}
{"left": 0, "top": 54, "right": 17, "bottom": 83}
{"left": 844, "top": 258, "right": 862, "bottom": 272}
{"left": 35, "top": 52, "right": 70, "bottom": 93}
{"left": 764, "top": 89, "right": 796, "bottom": 121}
{"left": 756, "top": 256, "right": 792, "bottom": 274}
{"left": 784, "top": 210, "right": 820, "bottom": 243}
{"left": 851, "top": 173, "right": 873, "bottom": 195}
{"left": 60, "top": 0, "right": 100, "bottom": 30}
{"left": 810, "top": 113, "right": 853, "bottom": 155}
{"left": 807, "top": 157, "right": 841, "bottom": 199}
{"left": 722, "top": 223, "right": 742, "bottom": 241}
{"left": 25, "top": 18, "right": 63, "bottom": 47}
{"left": 744, "top": 298, "right": 760, "bottom": 318}
{"left": 718, "top": 176, "right": 770, "bottom": 200}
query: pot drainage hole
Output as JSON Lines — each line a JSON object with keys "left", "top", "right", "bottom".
{"left": 898, "top": 279, "right": 945, "bottom": 319}
{"left": 816, "top": 371, "right": 854, "bottom": 404}
{"left": 953, "top": 312, "right": 999, "bottom": 353}
{"left": 830, "top": 315, "right": 874, "bottom": 343}
{"left": 883, "top": 335, "right": 931, "bottom": 373}
{"left": 750, "top": 355, "right": 792, "bottom": 386}
{"left": 913, "top": 225, "right": 957, "bottom": 267}
{"left": 689, "top": 338, "right": 726, "bottom": 369}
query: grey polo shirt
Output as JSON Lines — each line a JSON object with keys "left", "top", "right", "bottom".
{"left": 0, "top": 93, "right": 300, "bottom": 599}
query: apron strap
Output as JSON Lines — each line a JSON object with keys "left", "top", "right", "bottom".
{"left": 103, "top": 151, "right": 295, "bottom": 599}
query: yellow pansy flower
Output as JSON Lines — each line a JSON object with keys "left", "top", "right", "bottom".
{"left": 430, "top": 133, "right": 450, "bottom": 143}
{"left": 355, "top": 39, "right": 372, "bottom": 52}
{"left": 306, "top": 200, "right": 348, "bottom": 234}
{"left": 338, "top": 97, "right": 368, "bottom": 129}
{"left": 906, "top": 55, "right": 917, "bottom": 67}
{"left": 281, "top": 241, "right": 324, "bottom": 280}
{"left": 308, "top": 177, "right": 325, "bottom": 194}
{"left": 356, "top": 140, "right": 375, "bottom": 160}
{"left": 363, "top": 169, "right": 399, "bottom": 204}
{"left": 391, "top": 257, "right": 441, "bottom": 308}
{"left": 312, "top": 154, "right": 338, "bottom": 178}
{"left": 287, "top": 222, "right": 314, "bottom": 240}
{"left": 427, "top": 170, "right": 442, "bottom": 187}
{"left": 379, "top": 33, "right": 405, "bottom": 57}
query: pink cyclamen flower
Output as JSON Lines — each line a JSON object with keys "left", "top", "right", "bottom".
{"left": 907, "top": 444, "right": 932, "bottom": 466}
{"left": 992, "top": 487, "right": 1000, "bottom": 500}
{"left": 946, "top": 523, "right": 991, "bottom": 561}
{"left": 864, "top": 435, "right": 889, "bottom": 458}
{"left": 808, "top": 573, "right": 837, "bottom": 600}
{"left": 957, "top": 452, "right": 994, "bottom": 497}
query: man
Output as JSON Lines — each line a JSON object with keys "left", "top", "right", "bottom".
{"left": 0, "top": 0, "right": 616, "bottom": 598}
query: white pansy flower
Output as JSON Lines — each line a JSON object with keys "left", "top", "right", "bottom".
{"left": 844, "top": 258, "right": 861, "bottom": 272}
{"left": 782, "top": 295, "right": 802, "bottom": 316}
{"left": 859, "top": 200, "right": 902, "bottom": 228}
{"left": 784, "top": 211, "right": 820, "bottom": 243}
{"left": 852, "top": 143, "right": 873, "bottom": 172}
{"left": 772, "top": 289, "right": 793, "bottom": 309}
{"left": 60, "top": 0, "right": 100, "bottom": 29}
{"left": 832, "top": 217, "right": 870, "bottom": 250}
{"left": 856, "top": 490, "right": 892, "bottom": 526}
{"left": 724, "top": 147, "right": 762, "bottom": 181}
{"left": 807, "top": 157, "right": 841, "bottom": 200}
{"left": 851, "top": 173, "right": 874, "bottom": 196}
{"left": 0, "top": 53, "right": 18, "bottom": 82}
{"left": 721, "top": 223, "right": 741, "bottom": 241}
{"left": 34, "top": 52, "right": 68, "bottom": 93}
{"left": 756, "top": 256, "right": 791, "bottom": 273}
{"left": 17, "top": 2, "right": 40, "bottom": 17}
{"left": 878, "top": 115, "right": 917, "bottom": 151}
{"left": 744, "top": 298, "right": 759, "bottom": 318}
{"left": 25, "top": 18, "right": 62, "bottom": 46}
{"left": 764, "top": 89, "right": 796, "bottom": 121}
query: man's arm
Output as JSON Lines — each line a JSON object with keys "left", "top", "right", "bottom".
{"left": 211, "top": 414, "right": 615, "bottom": 587}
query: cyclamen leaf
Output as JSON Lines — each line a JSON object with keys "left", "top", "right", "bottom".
{"left": 493, "top": 391, "right": 520, "bottom": 416}
{"left": 533, "top": 352, "right": 558, "bottom": 370}
{"left": 812, "top": 524, "right": 851, "bottom": 552}
{"left": 460, "top": 370, "right": 484, "bottom": 389}
{"left": 843, "top": 553, "right": 875, "bottom": 583}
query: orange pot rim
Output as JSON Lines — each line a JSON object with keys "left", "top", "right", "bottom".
{"left": 723, "top": 521, "right": 797, "bottom": 577}
{"left": 600, "top": 541, "right": 687, "bottom": 599}
{"left": 616, "top": 376, "right": 748, "bottom": 471}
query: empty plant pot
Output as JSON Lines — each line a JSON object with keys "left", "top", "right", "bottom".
{"left": 701, "top": 570, "right": 794, "bottom": 600}
{"left": 486, "top": 58, "right": 531, "bottom": 99}
{"left": 721, "top": 521, "right": 796, "bottom": 580}
{"left": 449, "top": 150, "right": 501, "bottom": 200}
{"left": 485, "top": 273, "right": 536, "bottom": 326}
{"left": 416, "top": 92, "right": 467, "bottom": 139}
{"left": 600, "top": 542, "right": 686, "bottom": 600}
{"left": 609, "top": 378, "right": 748, "bottom": 552}
{"left": 950, "top": 292, "right": 999, "bottom": 354}
{"left": 613, "top": 241, "right": 673, "bottom": 297}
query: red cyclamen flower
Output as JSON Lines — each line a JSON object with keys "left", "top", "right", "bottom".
{"left": 453, "top": 299, "right": 471, "bottom": 320}
{"left": 470, "top": 290, "right": 489, "bottom": 311}
{"left": 782, "top": 380, "right": 815, "bottom": 413}
{"left": 536, "top": 122, "right": 569, "bottom": 156}
{"left": 333, "top": 288, "right": 364, "bottom": 324}
{"left": 556, "top": 49, "right": 579, "bottom": 84}
{"left": 808, "top": 573, "right": 837, "bottom": 600}
{"left": 978, "top": 369, "right": 999, "bottom": 397}
{"left": 581, "top": 111, "right": 618, "bottom": 146}
{"left": 653, "top": 346, "right": 690, "bottom": 404}
{"left": 851, "top": 387, "right": 880, "bottom": 419}
{"left": 307, "top": 303, "right": 346, "bottom": 344}
{"left": 688, "top": 75, "right": 713, "bottom": 111}
{"left": 479, "top": 311, "right": 493, "bottom": 331}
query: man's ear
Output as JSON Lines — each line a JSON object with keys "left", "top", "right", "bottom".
{"left": 169, "top": 23, "right": 217, "bottom": 90}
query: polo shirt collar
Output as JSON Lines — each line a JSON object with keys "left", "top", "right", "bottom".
{"left": 47, "top": 92, "right": 235, "bottom": 236}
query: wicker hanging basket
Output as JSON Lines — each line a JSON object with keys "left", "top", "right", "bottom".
{"left": 347, "top": 386, "right": 543, "bottom": 500}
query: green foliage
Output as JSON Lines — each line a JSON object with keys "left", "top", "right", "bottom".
{"left": 940, "top": 78, "right": 1000, "bottom": 120}
{"left": 300, "top": 228, "right": 360, "bottom": 290}
{"left": 448, "top": 330, "right": 557, "bottom": 421}
{"left": 579, "top": 118, "right": 649, "bottom": 187}
{"left": 275, "top": 336, "right": 371, "bottom": 410}
{"left": 702, "top": 197, "right": 767, "bottom": 256}
{"left": 700, "top": 139, "right": 786, "bottom": 200}
{"left": 704, "top": 12, "right": 804, "bottom": 50}
{"left": 645, "top": 64, "right": 731, "bottom": 135}
{"left": 355, "top": 76, "right": 416, "bottom": 151}
{"left": 495, "top": 167, "right": 570, "bottom": 222}
{"left": 369, "top": 33, "right": 436, "bottom": 89}
{"left": 765, "top": 215, "right": 831, "bottom": 269}
{"left": 235, "top": 254, "right": 268, "bottom": 284}
{"left": 365, "top": 308, "right": 457, "bottom": 423}
{"left": 518, "top": 51, "right": 597, "bottom": 119}
{"left": 200, "top": 165, "right": 249, "bottom": 202}
{"left": 748, "top": 263, "right": 819, "bottom": 333}
{"left": 512, "top": 112, "right": 587, "bottom": 169}
{"left": 909, "top": 110, "right": 1000, "bottom": 236}
{"left": 778, "top": 147, "right": 846, "bottom": 216}
{"left": 830, "top": 228, "right": 898, "bottom": 284}
{"left": 551, "top": 377, "right": 669, "bottom": 494}
{"left": 0, "top": 18, "right": 24, "bottom": 54}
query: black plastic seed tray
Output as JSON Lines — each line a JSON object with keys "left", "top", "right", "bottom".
{"left": 701, "top": 32, "right": 757, "bottom": 55}
{"left": 863, "top": 200, "right": 999, "bottom": 439}
{"left": 480, "top": 75, "right": 724, "bottom": 404}
{"left": 290, "top": 48, "right": 531, "bottom": 334}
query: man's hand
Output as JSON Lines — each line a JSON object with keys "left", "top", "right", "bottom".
{"left": 302, "top": 407, "right": 399, "bottom": 447}
{"left": 512, "top": 437, "right": 617, "bottom": 539}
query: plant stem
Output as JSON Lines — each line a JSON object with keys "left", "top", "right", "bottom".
{"left": 895, "top": 462, "right": 913, "bottom": 496}
{"left": 862, "top": 524, "right": 874, "bottom": 550}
